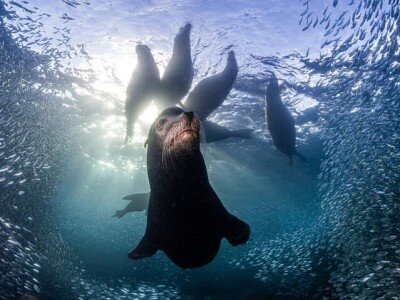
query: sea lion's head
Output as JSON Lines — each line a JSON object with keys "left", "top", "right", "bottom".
{"left": 135, "top": 44, "right": 153, "bottom": 61}
{"left": 265, "top": 74, "right": 280, "bottom": 104}
{"left": 174, "top": 22, "right": 192, "bottom": 45}
{"left": 179, "top": 22, "right": 192, "bottom": 36}
{"left": 147, "top": 107, "right": 202, "bottom": 168}
{"left": 227, "top": 50, "right": 236, "bottom": 64}
{"left": 226, "top": 50, "right": 238, "bottom": 73}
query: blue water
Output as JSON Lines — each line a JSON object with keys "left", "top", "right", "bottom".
{"left": 1, "top": 0, "right": 399, "bottom": 299}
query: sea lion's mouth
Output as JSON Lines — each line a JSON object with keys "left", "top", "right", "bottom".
{"left": 179, "top": 129, "right": 198, "bottom": 136}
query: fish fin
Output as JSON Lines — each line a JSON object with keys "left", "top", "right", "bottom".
{"left": 122, "top": 193, "right": 149, "bottom": 201}
{"left": 224, "top": 215, "right": 250, "bottom": 246}
{"left": 231, "top": 128, "right": 253, "bottom": 139}
{"left": 144, "top": 138, "right": 148, "bottom": 148}
{"left": 295, "top": 151, "right": 308, "bottom": 162}
{"left": 128, "top": 237, "right": 158, "bottom": 260}
{"left": 112, "top": 210, "right": 126, "bottom": 219}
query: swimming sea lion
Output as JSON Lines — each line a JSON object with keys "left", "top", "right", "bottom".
{"left": 158, "top": 23, "right": 193, "bottom": 109}
{"left": 113, "top": 193, "right": 150, "bottom": 218}
{"left": 128, "top": 107, "right": 250, "bottom": 269}
{"left": 202, "top": 120, "right": 252, "bottom": 143}
{"left": 184, "top": 50, "right": 239, "bottom": 119}
{"left": 265, "top": 74, "right": 307, "bottom": 164}
{"left": 125, "top": 44, "right": 160, "bottom": 143}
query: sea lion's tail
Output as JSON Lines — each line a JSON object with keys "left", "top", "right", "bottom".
{"left": 231, "top": 128, "right": 253, "bottom": 139}
{"left": 295, "top": 151, "right": 308, "bottom": 162}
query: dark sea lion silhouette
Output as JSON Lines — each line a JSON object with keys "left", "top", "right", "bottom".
{"left": 113, "top": 193, "right": 149, "bottom": 218}
{"left": 158, "top": 23, "right": 193, "bottom": 109}
{"left": 184, "top": 50, "right": 239, "bottom": 120}
{"left": 125, "top": 44, "right": 160, "bottom": 143}
{"left": 265, "top": 74, "right": 307, "bottom": 165}
{"left": 202, "top": 120, "right": 252, "bottom": 143}
{"left": 128, "top": 107, "right": 250, "bottom": 269}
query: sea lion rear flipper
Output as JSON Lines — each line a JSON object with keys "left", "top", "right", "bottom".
{"left": 224, "top": 215, "right": 250, "bottom": 246}
{"left": 295, "top": 151, "right": 308, "bottom": 162}
{"left": 113, "top": 210, "right": 126, "bottom": 218}
{"left": 128, "top": 237, "right": 158, "bottom": 260}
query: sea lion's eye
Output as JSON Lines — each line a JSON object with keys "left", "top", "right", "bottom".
{"left": 156, "top": 118, "right": 166, "bottom": 128}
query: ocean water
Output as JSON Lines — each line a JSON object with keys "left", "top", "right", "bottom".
{"left": 0, "top": 0, "right": 399, "bottom": 299}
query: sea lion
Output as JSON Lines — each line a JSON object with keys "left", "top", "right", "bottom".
{"left": 158, "top": 23, "right": 193, "bottom": 109}
{"left": 113, "top": 193, "right": 150, "bottom": 218}
{"left": 202, "top": 120, "right": 252, "bottom": 143}
{"left": 184, "top": 50, "right": 239, "bottom": 120}
{"left": 125, "top": 44, "right": 160, "bottom": 143}
{"left": 128, "top": 107, "right": 250, "bottom": 269}
{"left": 265, "top": 74, "right": 307, "bottom": 164}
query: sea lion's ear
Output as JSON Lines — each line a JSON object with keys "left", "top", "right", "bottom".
{"left": 144, "top": 139, "right": 148, "bottom": 148}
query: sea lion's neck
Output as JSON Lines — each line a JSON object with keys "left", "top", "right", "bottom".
{"left": 266, "top": 91, "right": 283, "bottom": 108}
{"left": 223, "top": 61, "right": 238, "bottom": 79}
{"left": 224, "top": 59, "right": 238, "bottom": 72}
{"left": 173, "top": 37, "right": 191, "bottom": 61}
{"left": 138, "top": 54, "right": 156, "bottom": 69}
{"left": 147, "top": 147, "right": 208, "bottom": 192}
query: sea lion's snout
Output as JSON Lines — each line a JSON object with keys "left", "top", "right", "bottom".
{"left": 181, "top": 22, "right": 192, "bottom": 33}
{"left": 136, "top": 44, "right": 151, "bottom": 57}
{"left": 177, "top": 111, "right": 200, "bottom": 141}
{"left": 185, "top": 111, "right": 194, "bottom": 121}
{"left": 176, "top": 22, "right": 192, "bottom": 40}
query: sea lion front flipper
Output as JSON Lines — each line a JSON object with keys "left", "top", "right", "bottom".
{"left": 121, "top": 193, "right": 150, "bottom": 213}
{"left": 223, "top": 215, "right": 250, "bottom": 246}
{"left": 128, "top": 237, "right": 158, "bottom": 260}
{"left": 122, "top": 193, "right": 149, "bottom": 201}
{"left": 230, "top": 128, "right": 253, "bottom": 139}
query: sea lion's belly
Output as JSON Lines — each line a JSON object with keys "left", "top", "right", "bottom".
{"left": 148, "top": 192, "right": 224, "bottom": 268}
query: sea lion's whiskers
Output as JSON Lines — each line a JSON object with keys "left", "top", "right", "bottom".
{"left": 161, "top": 147, "right": 170, "bottom": 170}
{"left": 162, "top": 121, "right": 184, "bottom": 170}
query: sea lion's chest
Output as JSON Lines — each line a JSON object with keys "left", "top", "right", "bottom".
{"left": 146, "top": 184, "right": 217, "bottom": 240}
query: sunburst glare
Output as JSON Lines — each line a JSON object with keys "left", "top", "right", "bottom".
{"left": 138, "top": 102, "right": 159, "bottom": 125}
